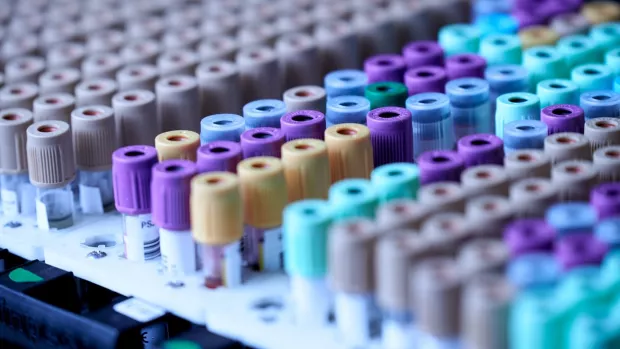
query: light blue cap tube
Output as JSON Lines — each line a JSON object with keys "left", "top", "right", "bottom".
{"left": 200, "top": 114, "right": 245, "bottom": 144}
{"left": 324, "top": 70, "right": 368, "bottom": 99}
{"left": 536, "top": 79, "right": 580, "bottom": 108}
{"left": 579, "top": 90, "right": 620, "bottom": 120}
{"left": 475, "top": 13, "right": 519, "bottom": 36}
{"left": 507, "top": 253, "right": 560, "bottom": 290}
{"left": 571, "top": 64, "right": 615, "bottom": 93}
{"left": 242, "top": 99, "right": 286, "bottom": 129}
{"left": 438, "top": 24, "right": 481, "bottom": 57}
{"left": 616, "top": 77, "right": 620, "bottom": 93}
{"left": 494, "top": 92, "right": 540, "bottom": 138}
{"left": 325, "top": 95, "right": 370, "bottom": 126}
{"left": 370, "top": 163, "right": 420, "bottom": 203}
{"left": 405, "top": 92, "right": 455, "bottom": 158}
{"left": 523, "top": 46, "right": 569, "bottom": 92}
{"left": 595, "top": 218, "right": 620, "bottom": 249}
{"left": 589, "top": 22, "right": 620, "bottom": 54}
{"left": 556, "top": 35, "right": 603, "bottom": 71}
{"left": 445, "top": 77, "right": 491, "bottom": 138}
{"left": 545, "top": 202, "right": 598, "bottom": 235}
{"left": 503, "top": 119, "right": 548, "bottom": 152}
{"left": 479, "top": 33, "right": 522, "bottom": 66}
{"left": 605, "top": 48, "right": 620, "bottom": 76}
{"left": 510, "top": 287, "right": 562, "bottom": 349}
{"left": 328, "top": 179, "right": 378, "bottom": 222}
{"left": 485, "top": 65, "right": 529, "bottom": 114}
{"left": 283, "top": 199, "right": 332, "bottom": 278}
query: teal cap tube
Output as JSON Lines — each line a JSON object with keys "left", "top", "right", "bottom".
{"left": 283, "top": 199, "right": 332, "bottom": 278}
{"left": 571, "top": 64, "right": 615, "bottom": 93}
{"left": 599, "top": 250, "right": 620, "bottom": 302}
{"left": 523, "top": 46, "right": 569, "bottom": 92}
{"left": 556, "top": 35, "right": 603, "bottom": 71}
{"left": 495, "top": 92, "right": 541, "bottom": 138}
{"left": 438, "top": 23, "right": 482, "bottom": 57}
{"left": 328, "top": 178, "right": 378, "bottom": 221}
{"left": 616, "top": 77, "right": 620, "bottom": 93}
{"left": 479, "top": 33, "right": 522, "bottom": 66}
{"left": 510, "top": 287, "right": 562, "bottom": 349}
{"left": 536, "top": 79, "right": 580, "bottom": 108}
{"left": 370, "top": 163, "right": 420, "bottom": 203}
{"left": 569, "top": 307, "right": 612, "bottom": 349}
{"left": 589, "top": 22, "right": 620, "bottom": 54}
{"left": 605, "top": 48, "right": 620, "bottom": 76}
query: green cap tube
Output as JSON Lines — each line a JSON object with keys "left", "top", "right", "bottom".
{"left": 556, "top": 35, "right": 603, "bottom": 71}
{"left": 605, "top": 48, "right": 620, "bottom": 76}
{"left": 364, "top": 81, "right": 408, "bottom": 109}
{"left": 370, "top": 162, "right": 420, "bottom": 203}
{"left": 479, "top": 34, "right": 522, "bottom": 66}
{"left": 571, "top": 63, "right": 615, "bottom": 93}
{"left": 590, "top": 22, "right": 620, "bottom": 54}
{"left": 523, "top": 46, "right": 569, "bottom": 92}
{"left": 328, "top": 178, "right": 378, "bottom": 221}
{"left": 438, "top": 23, "right": 481, "bottom": 57}
{"left": 536, "top": 79, "right": 580, "bottom": 108}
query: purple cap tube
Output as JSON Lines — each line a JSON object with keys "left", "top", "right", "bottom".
{"left": 240, "top": 127, "right": 285, "bottom": 158}
{"left": 457, "top": 133, "right": 504, "bottom": 168}
{"left": 366, "top": 106, "right": 414, "bottom": 166}
{"left": 280, "top": 109, "right": 326, "bottom": 141}
{"left": 417, "top": 150, "right": 465, "bottom": 185}
{"left": 196, "top": 140, "right": 242, "bottom": 174}
{"left": 364, "top": 54, "right": 407, "bottom": 83}
{"left": 404, "top": 66, "right": 447, "bottom": 95}
{"left": 402, "top": 41, "right": 445, "bottom": 69}
{"left": 446, "top": 53, "right": 487, "bottom": 80}
{"left": 112, "top": 145, "right": 158, "bottom": 215}
{"left": 590, "top": 183, "right": 620, "bottom": 220}
{"left": 555, "top": 233, "right": 608, "bottom": 271}
{"left": 151, "top": 159, "right": 197, "bottom": 231}
{"left": 504, "top": 219, "right": 556, "bottom": 258}
{"left": 540, "top": 104, "right": 585, "bottom": 135}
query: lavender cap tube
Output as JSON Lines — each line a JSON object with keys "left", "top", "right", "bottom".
{"left": 555, "top": 233, "right": 608, "bottom": 271}
{"left": 590, "top": 183, "right": 620, "bottom": 220}
{"left": 417, "top": 150, "right": 465, "bottom": 185}
{"left": 540, "top": 104, "right": 585, "bottom": 135}
{"left": 504, "top": 219, "right": 556, "bottom": 258}
{"left": 151, "top": 159, "right": 196, "bottom": 231}
{"left": 196, "top": 140, "right": 242, "bottom": 173}
{"left": 457, "top": 134, "right": 504, "bottom": 168}
{"left": 112, "top": 145, "right": 158, "bottom": 215}
{"left": 366, "top": 107, "right": 414, "bottom": 166}
{"left": 404, "top": 66, "right": 447, "bottom": 95}
{"left": 446, "top": 53, "right": 487, "bottom": 80}
{"left": 364, "top": 54, "right": 407, "bottom": 83}
{"left": 280, "top": 109, "right": 326, "bottom": 141}
{"left": 402, "top": 41, "right": 445, "bottom": 69}
{"left": 240, "top": 127, "right": 285, "bottom": 158}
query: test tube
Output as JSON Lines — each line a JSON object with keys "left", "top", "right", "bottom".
{"left": 494, "top": 92, "right": 540, "bottom": 138}
{"left": 421, "top": 212, "right": 472, "bottom": 256}
{"left": 157, "top": 50, "right": 199, "bottom": 78}
{"left": 112, "top": 145, "right": 159, "bottom": 261}
{"left": 418, "top": 181, "right": 466, "bottom": 215}
{"left": 236, "top": 46, "right": 281, "bottom": 104}
{"left": 457, "top": 134, "right": 504, "bottom": 168}
{"left": 376, "top": 231, "right": 428, "bottom": 349}
{"left": 504, "top": 219, "right": 555, "bottom": 257}
{"left": 242, "top": 99, "right": 287, "bottom": 129}
{"left": 509, "top": 178, "right": 557, "bottom": 218}
{"left": 579, "top": 90, "right": 620, "bottom": 120}
{"left": 116, "top": 64, "right": 158, "bottom": 92}
{"left": 240, "top": 127, "right": 285, "bottom": 158}
{"left": 74, "top": 78, "right": 117, "bottom": 107}
{"left": 584, "top": 118, "right": 620, "bottom": 152}
{"left": 591, "top": 183, "right": 620, "bottom": 220}
{"left": 458, "top": 239, "right": 509, "bottom": 277}
{"left": 155, "top": 130, "right": 200, "bottom": 162}
{"left": 479, "top": 33, "right": 522, "bottom": 66}
{"left": 544, "top": 132, "right": 591, "bottom": 164}
{"left": 238, "top": 22, "right": 277, "bottom": 47}
{"left": 33, "top": 93, "right": 75, "bottom": 124}
{"left": 281, "top": 138, "right": 330, "bottom": 202}
{"left": 27, "top": 120, "right": 76, "bottom": 230}
{"left": 404, "top": 66, "right": 448, "bottom": 96}
{"left": 112, "top": 90, "right": 158, "bottom": 147}
{"left": 417, "top": 150, "right": 465, "bottom": 185}
{"left": 376, "top": 199, "right": 429, "bottom": 231}
{"left": 156, "top": 75, "right": 200, "bottom": 133}
{"left": 71, "top": 106, "right": 117, "bottom": 214}
{"left": 551, "top": 160, "right": 598, "bottom": 202}
{"left": 38, "top": 68, "right": 80, "bottom": 95}
{"left": 546, "top": 202, "right": 597, "bottom": 235}
{"left": 314, "top": 20, "right": 358, "bottom": 76}
{"left": 518, "top": 26, "right": 559, "bottom": 49}
{"left": 557, "top": 35, "right": 602, "bottom": 72}
{"left": 284, "top": 199, "right": 332, "bottom": 326}
{"left": 46, "top": 42, "right": 85, "bottom": 70}
{"left": 280, "top": 110, "right": 326, "bottom": 141}
{"left": 438, "top": 24, "right": 481, "bottom": 56}
{"left": 325, "top": 96, "right": 371, "bottom": 126}
{"left": 364, "top": 82, "right": 409, "bottom": 109}
{"left": 0, "top": 109, "right": 35, "bottom": 217}
{"left": 605, "top": 48, "right": 620, "bottom": 76}
{"left": 506, "top": 253, "right": 559, "bottom": 290}
{"left": 329, "top": 179, "right": 379, "bottom": 221}
{"left": 161, "top": 27, "right": 201, "bottom": 51}
{"left": 540, "top": 104, "right": 585, "bottom": 135}
{"left": 461, "top": 165, "right": 510, "bottom": 199}
{"left": 571, "top": 64, "right": 614, "bottom": 93}
{"left": 595, "top": 218, "right": 620, "bottom": 248}
{"left": 366, "top": 107, "right": 413, "bottom": 166}
{"left": 484, "top": 65, "right": 528, "bottom": 114}
{"left": 237, "top": 157, "right": 288, "bottom": 271}
{"left": 4, "top": 56, "right": 46, "bottom": 85}
{"left": 324, "top": 123, "right": 374, "bottom": 183}
{"left": 446, "top": 78, "right": 491, "bottom": 137}
{"left": 120, "top": 40, "right": 160, "bottom": 66}
{"left": 406, "top": 93, "right": 455, "bottom": 158}
{"left": 323, "top": 70, "right": 368, "bottom": 99}
{"left": 370, "top": 163, "right": 420, "bottom": 203}
{"left": 328, "top": 218, "right": 380, "bottom": 348}
{"left": 522, "top": 46, "right": 568, "bottom": 92}
{"left": 550, "top": 13, "right": 589, "bottom": 37}
{"left": 196, "top": 60, "right": 241, "bottom": 116}
{"left": 81, "top": 52, "right": 123, "bottom": 80}
{"left": 352, "top": 8, "right": 398, "bottom": 60}
{"left": 283, "top": 86, "right": 327, "bottom": 114}
{"left": 199, "top": 114, "right": 245, "bottom": 144}
{"left": 0, "top": 82, "right": 38, "bottom": 110}
{"left": 401, "top": 41, "right": 445, "bottom": 69}
{"left": 196, "top": 141, "right": 242, "bottom": 174}
{"left": 275, "top": 33, "right": 321, "bottom": 89}
{"left": 152, "top": 160, "right": 197, "bottom": 276}
{"left": 555, "top": 233, "right": 608, "bottom": 271}
{"left": 86, "top": 29, "right": 125, "bottom": 54}
{"left": 589, "top": 21, "right": 620, "bottom": 51}
{"left": 536, "top": 79, "right": 580, "bottom": 109}
{"left": 445, "top": 53, "right": 487, "bottom": 80}
{"left": 593, "top": 145, "right": 620, "bottom": 182}
{"left": 466, "top": 195, "right": 513, "bottom": 238}
{"left": 363, "top": 54, "right": 406, "bottom": 84}
{"left": 191, "top": 172, "right": 243, "bottom": 288}
{"left": 502, "top": 120, "right": 548, "bottom": 153}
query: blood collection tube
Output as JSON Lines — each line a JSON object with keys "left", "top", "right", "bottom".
{"left": 462, "top": 274, "right": 514, "bottom": 349}
{"left": 466, "top": 195, "right": 513, "bottom": 238}
{"left": 157, "top": 50, "right": 199, "bottom": 78}
{"left": 585, "top": 118, "right": 620, "bottom": 152}
{"left": 376, "top": 231, "right": 427, "bottom": 349}
{"left": 199, "top": 114, "right": 245, "bottom": 144}
{"left": 411, "top": 258, "right": 463, "bottom": 349}
{"left": 325, "top": 96, "right": 371, "bottom": 126}
{"left": 456, "top": 134, "right": 504, "bottom": 167}
{"left": 328, "top": 218, "right": 380, "bottom": 348}
{"left": 421, "top": 212, "right": 472, "bottom": 256}
{"left": 0, "top": 82, "right": 38, "bottom": 110}
{"left": 32, "top": 93, "right": 75, "bottom": 123}
{"left": 418, "top": 181, "right": 466, "bottom": 215}
{"left": 417, "top": 150, "right": 465, "bottom": 185}
{"left": 275, "top": 33, "right": 321, "bottom": 89}
{"left": 156, "top": 75, "right": 200, "bottom": 133}
{"left": 446, "top": 78, "right": 491, "bottom": 137}
{"left": 38, "top": 68, "right": 80, "bottom": 95}
{"left": 546, "top": 202, "right": 597, "bottom": 236}
{"left": 363, "top": 54, "right": 406, "bottom": 84}
{"left": 403, "top": 66, "right": 447, "bottom": 96}
{"left": 552, "top": 160, "right": 598, "bottom": 202}
{"left": 479, "top": 33, "right": 521, "bottom": 66}
{"left": 46, "top": 42, "right": 85, "bottom": 70}
{"left": 504, "top": 218, "right": 555, "bottom": 257}
{"left": 494, "top": 92, "right": 540, "bottom": 138}
{"left": 71, "top": 106, "right": 117, "bottom": 214}
{"left": 401, "top": 41, "right": 444, "bottom": 69}
{"left": 406, "top": 93, "right": 455, "bottom": 158}
{"left": 236, "top": 46, "right": 281, "bottom": 104}
{"left": 196, "top": 60, "right": 241, "bottom": 116}
{"left": 540, "top": 104, "right": 585, "bottom": 135}
{"left": 509, "top": 178, "right": 557, "bottom": 218}
{"left": 323, "top": 70, "right": 368, "bottom": 99}
{"left": 196, "top": 141, "right": 242, "bottom": 174}
{"left": 281, "top": 139, "right": 330, "bottom": 202}
{"left": 523, "top": 46, "right": 568, "bottom": 92}
{"left": 85, "top": 29, "right": 125, "bottom": 54}
{"left": 243, "top": 99, "right": 287, "bottom": 129}
{"left": 536, "top": 79, "right": 579, "bottom": 109}
{"left": 81, "top": 52, "right": 123, "bottom": 80}
{"left": 200, "top": 12, "right": 239, "bottom": 37}
{"left": 74, "top": 78, "right": 117, "bottom": 107}
{"left": 324, "top": 123, "right": 374, "bottom": 183}
{"left": 237, "top": 157, "right": 288, "bottom": 271}
{"left": 461, "top": 164, "right": 510, "bottom": 199}
{"left": 458, "top": 239, "right": 509, "bottom": 277}
{"left": 4, "top": 56, "right": 45, "bottom": 85}
{"left": 27, "top": 120, "right": 76, "bottom": 230}
{"left": 191, "top": 171, "right": 243, "bottom": 288}
{"left": 445, "top": 53, "right": 487, "bottom": 80}
{"left": 438, "top": 24, "right": 481, "bottom": 56}
{"left": 550, "top": 13, "right": 589, "bottom": 37}
{"left": 370, "top": 163, "right": 419, "bottom": 203}
{"left": 556, "top": 35, "right": 602, "bottom": 72}
{"left": 161, "top": 27, "right": 201, "bottom": 51}
{"left": 606, "top": 48, "right": 620, "bottom": 76}
{"left": 112, "top": 90, "right": 158, "bottom": 147}
{"left": 518, "top": 26, "right": 559, "bottom": 49}
{"left": 579, "top": 90, "right": 620, "bottom": 120}
{"left": 364, "top": 82, "right": 408, "bottom": 109}
{"left": 352, "top": 8, "right": 398, "bottom": 60}
{"left": 503, "top": 120, "right": 548, "bottom": 153}
{"left": 240, "top": 128, "right": 285, "bottom": 158}
{"left": 555, "top": 233, "right": 608, "bottom": 271}
{"left": 275, "top": 12, "right": 313, "bottom": 35}
{"left": 0, "top": 109, "right": 35, "bottom": 217}
{"left": 376, "top": 199, "right": 429, "bottom": 231}
{"left": 544, "top": 132, "right": 591, "bottom": 164}
{"left": 589, "top": 21, "right": 620, "bottom": 51}
{"left": 507, "top": 253, "right": 559, "bottom": 290}
{"left": 314, "top": 20, "right": 358, "bottom": 76}
{"left": 595, "top": 218, "right": 620, "bottom": 248}
{"left": 591, "top": 183, "right": 620, "bottom": 220}
{"left": 155, "top": 130, "right": 199, "bottom": 162}
{"left": 280, "top": 110, "right": 326, "bottom": 141}
{"left": 593, "top": 146, "right": 620, "bottom": 182}
{"left": 116, "top": 64, "right": 158, "bottom": 92}
{"left": 571, "top": 64, "right": 614, "bottom": 94}
{"left": 284, "top": 199, "right": 332, "bottom": 325}
{"left": 126, "top": 16, "right": 164, "bottom": 40}
{"left": 120, "top": 40, "right": 160, "bottom": 66}
{"left": 484, "top": 65, "right": 528, "bottom": 114}
{"left": 366, "top": 107, "right": 413, "bottom": 166}
{"left": 238, "top": 22, "right": 277, "bottom": 47}
{"left": 283, "top": 86, "right": 327, "bottom": 114}
{"left": 112, "top": 145, "right": 159, "bottom": 261}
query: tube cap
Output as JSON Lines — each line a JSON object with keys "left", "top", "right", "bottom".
{"left": 536, "top": 79, "right": 579, "bottom": 109}
{"left": 370, "top": 163, "right": 419, "bottom": 203}
{"left": 200, "top": 114, "right": 245, "bottom": 144}
{"left": 151, "top": 159, "right": 196, "bottom": 231}
{"left": 504, "top": 150, "right": 551, "bottom": 182}
{"left": 323, "top": 69, "right": 368, "bottom": 98}
{"left": 376, "top": 199, "right": 429, "bottom": 231}
{"left": 551, "top": 160, "right": 598, "bottom": 202}
{"left": 421, "top": 212, "right": 472, "bottom": 256}
{"left": 518, "top": 26, "right": 559, "bottom": 49}
{"left": 366, "top": 106, "right": 414, "bottom": 166}
{"left": 494, "top": 92, "right": 540, "bottom": 138}
{"left": 555, "top": 233, "right": 608, "bottom": 271}
{"left": 237, "top": 156, "right": 287, "bottom": 228}
{"left": 461, "top": 165, "right": 509, "bottom": 198}
{"left": 190, "top": 172, "right": 243, "bottom": 245}
{"left": 591, "top": 183, "right": 620, "bottom": 220}
{"left": 584, "top": 118, "right": 620, "bottom": 152}
{"left": 155, "top": 130, "right": 200, "bottom": 162}
{"left": 402, "top": 41, "right": 444, "bottom": 68}
{"left": 466, "top": 195, "right": 513, "bottom": 238}
{"left": 324, "top": 123, "right": 373, "bottom": 183}
{"left": 196, "top": 141, "right": 242, "bottom": 174}
{"left": 242, "top": 99, "right": 287, "bottom": 129}
{"left": 280, "top": 110, "right": 326, "bottom": 141}
{"left": 283, "top": 85, "right": 327, "bottom": 114}
{"left": 509, "top": 177, "right": 558, "bottom": 218}
{"left": 579, "top": 90, "right": 620, "bottom": 121}
{"left": 540, "top": 104, "right": 585, "bottom": 135}
{"left": 458, "top": 239, "right": 509, "bottom": 277}
{"left": 364, "top": 82, "right": 408, "bottom": 109}
{"left": 503, "top": 120, "right": 548, "bottom": 151}
{"left": 0, "top": 108, "right": 33, "bottom": 174}
{"left": 546, "top": 202, "right": 597, "bottom": 234}
{"left": 593, "top": 145, "right": 620, "bottom": 182}
{"left": 504, "top": 219, "right": 556, "bottom": 257}
{"left": 595, "top": 218, "right": 620, "bottom": 247}
{"left": 544, "top": 132, "right": 591, "bottom": 164}
{"left": 438, "top": 24, "right": 481, "bottom": 56}
{"left": 445, "top": 53, "right": 487, "bottom": 80}
{"left": 281, "top": 138, "right": 330, "bottom": 202}
{"left": 404, "top": 66, "right": 448, "bottom": 95}
{"left": 71, "top": 106, "right": 117, "bottom": 171}
{"left": 325, "top": 95, "right": 370, "bottom": 126}
{"left": 364, "top": 54, "right": 406, "bottom": 83}
{"left": 457, "top": 134, "right": 504, "bottom": 168}
{"left": 240, "top": 127, "right": 285, "bottom": 159}
{"left": 27, "top": 120, "right": 76, "bottom": 189}
{"left": 418, "top": 181, "right": 466, "bottom": 214}
{"left": 417, "top": 150, "right": 465, "bottom": 185}
{"left": 328, "top": 178, "right": 378, "bottom": 221}
{"left": 112, "top": 145, "right": 158, "bottom": 215}
{"left": 33, "top": 93, "right": 75, "bottom": 123}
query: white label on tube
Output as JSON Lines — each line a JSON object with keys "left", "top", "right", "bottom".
{"left": 113, "top": 298, "right": 166, "bottom": 322}
{"left": 223, "top": 241, "right": 242, "bottom": 287}
{"left": 159, "top": 229, "right": 196, "bottom": 275}
{"left": 262, "top": 227, "right": 282, "bottom": 272}
{"left": 35, "top": 199, "right": 50, "bottom": 231}
{"left": 124, "top": 214, "right": 160, "bottom": 262}
{"left": 1, "top": 189, "right": 19, "bottom": 217}
{"left": 79, "top": 184, "right": 104, "bottom": 215}
{"left": 335, "top": 293, "right": 372, "bottom": 347}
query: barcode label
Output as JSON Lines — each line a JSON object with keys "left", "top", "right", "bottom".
{"left": 124, "top": 214, "right": 160, "bottom": 261}
{"left": 144, "top": 237, "right": 160, "bottom": 260}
